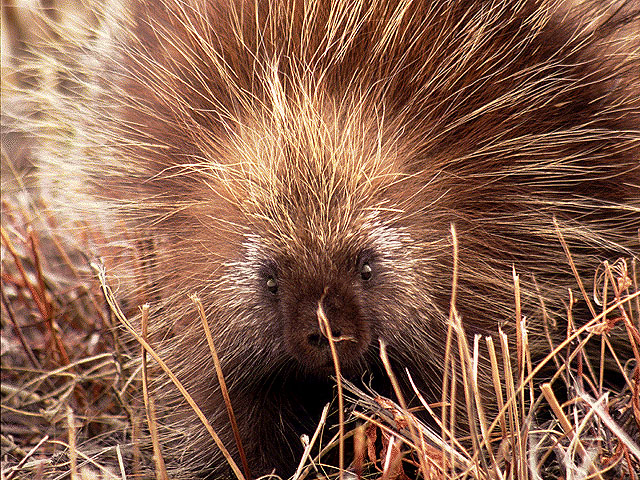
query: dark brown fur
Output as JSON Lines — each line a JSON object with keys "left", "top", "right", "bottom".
{"left": 40, "top": 0, "right": 639, "bottom": 477}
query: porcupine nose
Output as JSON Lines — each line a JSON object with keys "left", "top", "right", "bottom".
{"left": 281, "top": 273, "right": 374, "bottom": 372}
{"left": 309, "top": 291, "right": 352, "bottom": 349}
{"left": 306, "top": 329, "right": 342, "bottom": 348}
{"left": 286, "top": 286, "right": 371, "bottom": 372}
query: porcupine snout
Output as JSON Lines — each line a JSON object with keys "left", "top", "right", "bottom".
{"left": 282, "top": 281, "right": 372, "bottom": 374}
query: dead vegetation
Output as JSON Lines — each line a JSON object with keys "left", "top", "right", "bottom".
{"left": 2, "top": 176, "right": 638, "bottom": 480}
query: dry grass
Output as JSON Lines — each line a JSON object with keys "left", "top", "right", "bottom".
{"left": 1, "top": 163, "right": 142, "bottom": 479}
{"left": 2, "top": 174, "right": 638, "bottom": 480}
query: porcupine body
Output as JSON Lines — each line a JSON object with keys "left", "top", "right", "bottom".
{"left": 37, "top": 0, "right": 639, "bottom": 477}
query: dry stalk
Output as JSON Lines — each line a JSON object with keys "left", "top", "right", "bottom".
{"left": 192, "top": 294, "right": 252, "bottom": 480}
{"left": 94, "top": 265, "right": 245, "bottom": 480}
{"left": 316, "top": 290, "right": 345, "bottom": 480}
{"left": 140, "top": 304, "right": 168, "bottom": 480}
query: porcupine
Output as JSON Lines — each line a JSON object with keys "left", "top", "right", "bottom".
{"left": 35, "top": 0, "right": 639, "bottom": 477}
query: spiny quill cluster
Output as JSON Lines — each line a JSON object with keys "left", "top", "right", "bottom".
{"left": 25, "top": 0, "right": 640, "bottom": 477}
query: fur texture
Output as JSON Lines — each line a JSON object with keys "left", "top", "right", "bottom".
{"left": 36, "top": 0, "right": 639, "bottom": 477}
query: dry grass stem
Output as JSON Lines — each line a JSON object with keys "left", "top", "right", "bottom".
{"left": 316, "top": 290, "right": 345, "bottom": 480}
{"left": 140, "top": 304, "right": 168, "bottom": 480}
{"left": 293, "top": 404, "right": 330, "bottom": 480}
{"left": 93, "top": 265, "right": 245, "bottom": 480}
{"left": 193, "top": 295, "right": 252, "bottom": 480}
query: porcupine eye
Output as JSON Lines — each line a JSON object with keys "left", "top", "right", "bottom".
{"left": 266, "top": 276, "right": 278, "bottom": 295}
{"left": 357, "top": 251, "right": 374, "bottom": 282}
{"left": 360, "top": 263, "right": 372, "bottom": 281}
{"left": 260, "top": 261, "right": 279, "bottom": 296}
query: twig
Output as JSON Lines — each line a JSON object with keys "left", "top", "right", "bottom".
{"left": 193, "top": 295, "right": 252, "bottom": 480}
{"left": 4, "top": 435, "right": 49, "bottom": 480}
{"left": 317, "top": 290, "right": 345, "bottom": 480}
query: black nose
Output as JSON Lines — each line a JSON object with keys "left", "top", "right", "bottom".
{"left": 306, "top": 329, "right": 342, "bottom": 348}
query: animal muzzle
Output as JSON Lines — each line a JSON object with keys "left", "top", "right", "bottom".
{"left": 284, "top": 288, "right": 372, "bottom": 373}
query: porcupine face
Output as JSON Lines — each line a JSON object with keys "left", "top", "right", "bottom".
{"left": 257, "top": 244, "right": 375, "bottom": 374}
{"left": 247, "top": 226, "right": 417, "bottom": 375}
{"left": 217, "top": 119, "right": 424, "bottom": 377}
